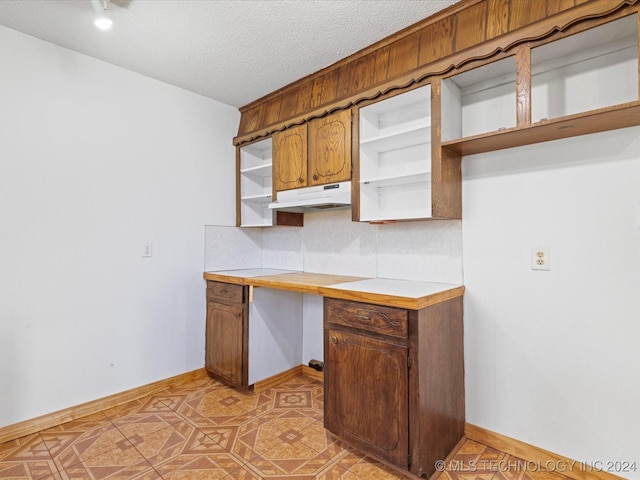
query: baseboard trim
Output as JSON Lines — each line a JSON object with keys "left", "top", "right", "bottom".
{"left": 253, "top": 366, "right": 304, "bottom": 392}
{"left": 465, "top": 423, "right": 625, "bottom": 480}
{"left": 301, "top": 365, "right": 324, "bottom": 382}
{"left": 0, "top": 368, "right": 208, "bottom": 444}
{"left": 252, "top": 365, "right": 324, "bottom": 393}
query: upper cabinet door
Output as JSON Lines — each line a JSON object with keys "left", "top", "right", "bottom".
{"left": 273, "top": 123, "right": 308, "bottom": 192}
{"left": 308, "top": 109, "right": 352, "bottom": 186}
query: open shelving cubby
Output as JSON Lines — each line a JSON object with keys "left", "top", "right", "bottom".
{"left": 531, "top": 13, "right": 638, "bottom": 123}
{"left": 440, "top": 13, "right": 639, "bottom": 156}
{"left": 239, "top": 137, "right": 274, "bottom": 227}
{"left": 440, "top": 56, "right": 517, "bottom": 143}
{"left": 358, "top": 84, "right": 432, "bottom": 222}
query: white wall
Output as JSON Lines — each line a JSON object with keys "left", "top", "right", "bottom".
{"left": 462, "top": 127, "right": 640, "bottom": 470}
{"left": 0, "top": 26, "right": 239, "bottom": 427}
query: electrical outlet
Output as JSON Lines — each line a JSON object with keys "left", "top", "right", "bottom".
{"left": 531, "top": 247, "right": 550, "bottom": 271}
{"left": 143, "top": 242, "right": 153, "bottom": 258}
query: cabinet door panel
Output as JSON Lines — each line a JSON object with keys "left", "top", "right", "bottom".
{"left": 273, "top": 124, "right": 308, "bottom": 192}
{"left": 206, "top": 300, "right": 244, "bottom": 386}
{"left": 309, "top": 109, "right": 352, "bottom": 186}
{"left": 325, "top": 328, "right": 408, "bottom": 467}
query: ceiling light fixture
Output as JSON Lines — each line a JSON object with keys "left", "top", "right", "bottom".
{"left": 92, "top": 0, "right": 113, "bottom": 31}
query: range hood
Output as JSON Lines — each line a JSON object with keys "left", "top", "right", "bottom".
{"left": 268, "top": 182, "right": 351, "bottom": 211}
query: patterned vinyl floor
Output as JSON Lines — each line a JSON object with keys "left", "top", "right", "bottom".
{"left": 0, "top": 373, "right": 571, "bottom": 480}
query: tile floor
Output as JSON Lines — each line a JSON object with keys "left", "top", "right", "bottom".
{"left": 0, "top": 374, "right": 571, "bottom": 480}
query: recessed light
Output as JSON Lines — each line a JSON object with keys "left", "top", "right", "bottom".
{"left": 94, "top": 15, "right": 113, "bottom": 31}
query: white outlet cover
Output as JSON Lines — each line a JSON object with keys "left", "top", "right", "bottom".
{"left": 531, "top": 246, "right": 550, "bottom": 271}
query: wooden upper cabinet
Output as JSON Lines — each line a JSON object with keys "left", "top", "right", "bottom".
{"left": 273, "top": 123, "right": 308, "bottom": 192}
{"left": 308, "top": 109, "right": 352, "bottom": 186}
{"left": 273, "top": 109, "right": 352, "bottom": 194}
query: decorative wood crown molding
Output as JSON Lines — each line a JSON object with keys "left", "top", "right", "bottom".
{"left": 234, "top": 0, "right": 638, "bottom": 146}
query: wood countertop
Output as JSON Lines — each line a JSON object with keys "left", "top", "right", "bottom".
{"left": 203, "top": 269, "right": 464, "bottom": 310}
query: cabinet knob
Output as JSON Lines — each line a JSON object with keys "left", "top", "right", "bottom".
{"left": 234, "top": 313, "right": 240, "bottom": 319}
{"left": 298, "top": 177, "right": 304, "bottom": 183}
{"left": 220, "top": 289, "right": 227, "bottom": 294}
{"left": 313, "top": 174, "right": 318, "bottom": 180}
{"left": 330, "top": 336, "right": 338, "bottom": 344}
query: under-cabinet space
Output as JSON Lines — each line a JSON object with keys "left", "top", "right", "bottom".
{"left": 441, "top": 56, "right": 517, "bottom": 142}
{"left": 239, "top": 138, "right": 274, "bottom": 227}
{"left": 360, "top": 179, "right": 431, "bottom": 221}
{"left": 531, "top": 13, "right": 639, "bottom": 123}
{"left": 205, "top": 282, "right": 303, "bottom": 389}
{"left": 248, "top": 288, "right": 303, "bottom": 385}
{"left": 358, "top": 85, "right": 432, "bottom": 222}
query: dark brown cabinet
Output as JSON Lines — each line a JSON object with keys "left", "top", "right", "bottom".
{"left": 324, "top": 296, "right": 464, "bottom": 478}
{"left": 325, "top": 328, "right": 409, "bottom": 467}
{"left": 205, "top": 281, "right": 248, "bottom": 388}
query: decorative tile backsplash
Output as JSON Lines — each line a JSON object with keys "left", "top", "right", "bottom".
{"left": 204, "top": 225, "right": 262, "bottom": 271}
{"left": 205, "top": 210, "right": 463, "bottom": 283}
{"left": 262, "top": 225, "right": 304, "bottom": 271}
{"left": 301, "top": 210, "right": 377, "bottom": 277}
{"left": 377, "top": 219, "right": 463, "bottom": 283}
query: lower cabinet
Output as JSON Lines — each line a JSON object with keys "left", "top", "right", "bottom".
{"left": 324, "top": 296, "right": 464, "bottom": 478}
{"left": 205, "top": 281, "right": 248, "bottom": 388}
{"left": 205, "top": 281, "right": 303, "bottom": 390}
{"left": 325, "top": 328, "right": 409, "bottom": 467}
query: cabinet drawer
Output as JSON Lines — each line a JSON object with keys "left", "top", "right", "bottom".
{"left": 206, "top": 281, "right": 245, "bottom": 304}
{"left": 324, "top": 298, "right": 408, "bottom": 339}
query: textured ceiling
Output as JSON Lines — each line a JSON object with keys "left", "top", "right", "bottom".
{"left": 0, "top": 0, "right": 458, "bottom": 108}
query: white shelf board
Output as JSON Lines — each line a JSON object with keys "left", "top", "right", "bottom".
{"left": 240, "top": 223, "right": 272, "bottom": 227}
{"left": 359, "top": 180, "right": 431, "bottom": 222}
{"left": 241, "top": 193, "right": 272, "bottom": 204}
{"left": 240, "top": 163, "right": 273, "bottom": 178}
{"left": 360, "top": 171, "right": 430, "bottom": 188}
{"left": 360, "top": 125, "right": 430, "bottom": 153}
{"left": 360, "top": 208, "right": 431, "bottom": 222}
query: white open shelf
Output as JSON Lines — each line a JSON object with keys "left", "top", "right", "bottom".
{"left": 358, "top": 84, "right": 432, "bottom": 222}
{"left": 361, "top": 172, "right": 430, "bottom": 188}
{"left": 531, "top": 13, "right": 638, "bottom": 123}
{"left": 441, "top": 14, "right": 639, "bottom": 145}
{"left": 239, "top": 138, "right": 274, "bottom": 227}
{"left": 240, "top": 163, "right": 273, "bottom": 178}
{"left": 441, "top": 56, "right": 517, "bottom": 142}
{"left": 359, "top": 181, "right": 431, "bottom": 222}
{"left": 360, "top": 125, "right": 430, "bottom": 153}
{"left": 240, "top": 199, "right": 274, "bottom": 227}
{"left": 240, "top": 193, "right": 272, "bottom": 204}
